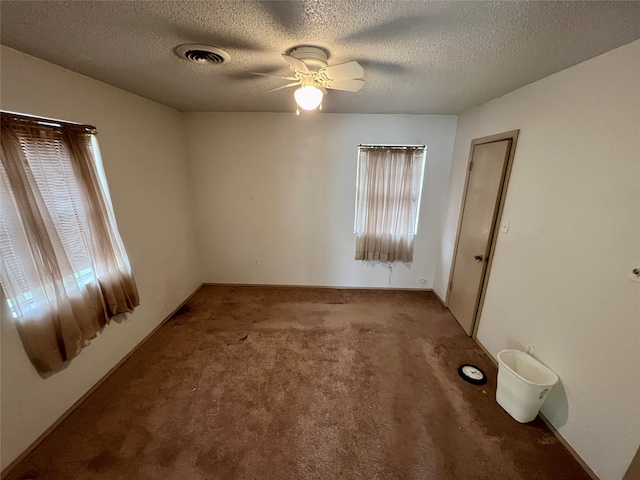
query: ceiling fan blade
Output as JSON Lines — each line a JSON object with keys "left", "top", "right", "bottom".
{"left": 267, "top": 81, "right": 301, "bottom": 92}
{"left": 322, "top": 61, "right": 364, "bottom": 81}
{"left": 251, "top": 72, "right": 298, "bottom": 80}
{"left": 327, "top": 79, "right": 365, "bottom": 92}
{"left": 281, "top": 54, "right": 310, "bottom": 74}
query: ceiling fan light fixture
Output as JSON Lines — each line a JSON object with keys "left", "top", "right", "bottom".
{"left": 294, "top": 85, "right": 323, "bottom": 111}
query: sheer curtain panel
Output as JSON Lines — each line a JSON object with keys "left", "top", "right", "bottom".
{"left": 354, "top": 147, "right": 425, "bottom": 263}
{"left": 0, "top": 113, "right": 139, "bottom": 373}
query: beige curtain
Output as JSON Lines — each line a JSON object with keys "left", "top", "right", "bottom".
{"left": 0, "top": 114, "right": 139, "bottom": 373}
{"left": 355, "top": 147, "right": 425, "bottom": 262}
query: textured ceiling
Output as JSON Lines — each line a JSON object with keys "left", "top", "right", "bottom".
{"left": 2, "top": 1, "right": 640, "bottom": 114}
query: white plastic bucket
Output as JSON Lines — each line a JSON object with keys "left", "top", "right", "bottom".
{"left": 496, "top": 349, "right": 559, "bottom": 423}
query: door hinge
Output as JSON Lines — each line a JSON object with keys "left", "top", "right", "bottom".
{"left": 449, "top": 281, "right": 453, "bottom": 290}
{"left": 469, "top": 160, "right": 473, "bottom": 171}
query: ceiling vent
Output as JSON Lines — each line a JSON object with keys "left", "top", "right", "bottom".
{"left": 176, "top": 44, "right": 230, "bottom": 65}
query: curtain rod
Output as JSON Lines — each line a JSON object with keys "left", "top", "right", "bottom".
{"left": 359, "top": 144, "right": 425, "bottom": 150}
{"left": 1, "top": 111, "right": 97, "bottom": 134}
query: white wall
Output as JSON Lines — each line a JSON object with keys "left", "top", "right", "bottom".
{"left": 435, "top": 40, "right": 640, "bottom": 480}
{"left": 0, "top": 46, "right": 201, "bottom": 470}
{"left": 183, "top": 113, "right": 457, "bottom": 289}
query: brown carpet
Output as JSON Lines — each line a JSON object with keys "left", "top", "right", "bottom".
{"left": 6, "top": 286, "right": 589, "bottom": 480}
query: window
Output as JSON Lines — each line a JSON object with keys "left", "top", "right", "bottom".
{"left": 354, "top": 145, "right": 426, "bottom": 263}
{"left": 0, "top": 112, "right": 139, "bottom": 373}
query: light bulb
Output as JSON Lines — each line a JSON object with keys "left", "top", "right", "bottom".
{"left": 294, "top": 85, "right": 323, "bottom": 111}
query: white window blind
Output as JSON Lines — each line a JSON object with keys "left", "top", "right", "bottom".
{"left": 1, "top": 112, "right": 139, "bottom": 373}
{"left": 354, "top": 146, "right": 426, "bottom": 263}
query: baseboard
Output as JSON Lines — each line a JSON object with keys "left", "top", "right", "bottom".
{"left": 537, "top": 413, "right": 599, "bottom": 480}
{"left": 202, "top": 282, "right": 433, "bottom": 292}
{"left": 473, "top": 337, "right": 498, "bottom": 367}
{"left": 1, "top": 284, "right": 205, "bottom": 480}
{"left": 432, "top": 289, "right": 447, "bottom": 307}
{"left": 472, "top": 337, "right": 599, "bottom": 480}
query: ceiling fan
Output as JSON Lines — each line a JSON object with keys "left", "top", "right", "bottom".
{"left": 256, "top": 45, "right": 365, "bottom": 113}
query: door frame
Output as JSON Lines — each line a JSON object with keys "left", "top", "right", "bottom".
{"left": 445, "top": 130, "right": 519, "bottom": 337}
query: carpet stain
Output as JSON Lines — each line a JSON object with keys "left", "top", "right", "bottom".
{"left": 118, "top": 424, "right": 153, "bottom": 459}
{"left": 156, "top": 443, "right": 180, "bottom": 468}
{"left": 86, "top": 451, "right": 116, "bottom": 473}
{"left": 16, "top": 469, "right": 38, "bottom": 480}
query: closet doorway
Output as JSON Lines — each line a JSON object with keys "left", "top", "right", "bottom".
{"left": 447, "top": 131, "right": 519, "bottom": 336}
